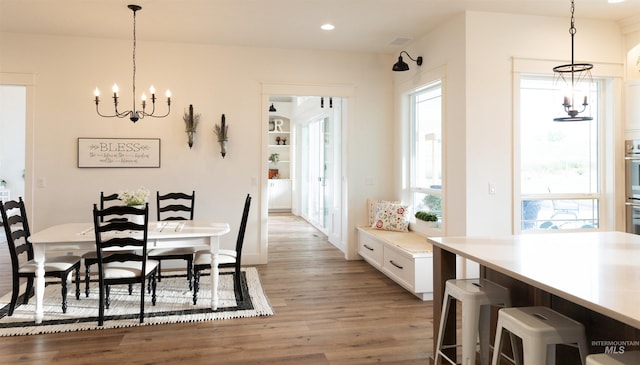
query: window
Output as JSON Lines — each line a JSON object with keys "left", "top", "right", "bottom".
{"left": 410, "top": 81, "right": 443, "bottom": 224}
{"left": 518, "top": 75, "right": 600, "bottom": 231}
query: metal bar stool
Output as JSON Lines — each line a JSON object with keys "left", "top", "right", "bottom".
{"left": 586, "top": 351, "right": 640, "bottom": 365}
{"left": 491, "top": 306, "right": 589, "bottom": 365}
{"left": 435, "top": 278, "right": 513, "bottom": 365}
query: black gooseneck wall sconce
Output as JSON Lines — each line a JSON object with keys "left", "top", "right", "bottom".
{"left": 392, "top": 51, "right": 423, "bottom": 71}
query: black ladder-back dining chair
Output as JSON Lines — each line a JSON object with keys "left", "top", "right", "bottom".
{"left": 193, "top": 194, "right": 251, "bottom": 304}
{"left": 99, "top": 192, "right": 125, "bottom": 221}
{"left": 156, "top": 191, "right": 195, "bottom": 221}
{"left": 92, "top": 203, "right": 158, "bottom": 326}
{"left": 83, "top": 192, "right": 127, "bottom": 297}
{"left": 148, "top": 191, "right": 196, "bottom": 290}
{"left": 1, "top": 197, "right": 81, "bottom": 316}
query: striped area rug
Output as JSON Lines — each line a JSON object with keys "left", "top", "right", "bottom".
{"left": 0, "top": 267, "right": 273, "bottom": 336}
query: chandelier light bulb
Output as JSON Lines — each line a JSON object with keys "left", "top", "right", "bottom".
{"left": 166, "top": 90, "right": 171, "bottom": 98}
{"left": 112, "top": 84, "right": 119, "bottom": 95}
{"left": 149, "top": 85, "right": 155, "bottom": 95}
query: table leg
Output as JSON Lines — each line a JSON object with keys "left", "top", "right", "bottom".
{"left": 33, "top": 244, "right": 45, "bottom": 324}
{"left": 432, "top": 245, "right": 457, "bottom": 364}
{"left": 210, "top": 236, "right": 220, "bottom": 310}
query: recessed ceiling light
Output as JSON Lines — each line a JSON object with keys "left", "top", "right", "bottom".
{"left": 608, "top": 0, "right": 624, "bottom": 3}
{"left": 321, "top": 23, "right": 335, "bottom": 31}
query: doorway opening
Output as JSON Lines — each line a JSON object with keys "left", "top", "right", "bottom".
{"left": 266, "top": 95, "right": 346, "bottom": 253}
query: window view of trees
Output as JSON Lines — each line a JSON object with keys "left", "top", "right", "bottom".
{"left": 519, "top": 76, "right": 600, "bottom": 231}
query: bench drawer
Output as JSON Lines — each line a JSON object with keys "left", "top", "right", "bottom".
{"left": 382, "top": 246, "right": 415, "bottom": 290}
{"left": 356, "top": 226, "right": 433, "bottom": 300}
{"left": 358, "top": 230, "right": 383, "bottom": 267}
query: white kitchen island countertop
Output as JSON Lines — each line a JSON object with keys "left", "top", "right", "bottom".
{"left": 428, "top": 231, "right": 640, "bottom": 329}
{"left": 427, "top": 231, "right": 640, "bottom": 362}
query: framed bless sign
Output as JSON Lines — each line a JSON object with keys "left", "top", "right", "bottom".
{"left": 78, "top": 138, "right": 161, "bottom": 168}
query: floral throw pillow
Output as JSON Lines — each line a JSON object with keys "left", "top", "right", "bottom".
{"left": 371, "top": 203, "right": 409, "bottom": 232}
{"left": 367, "top": 199, "right": 400, "bottom": 226}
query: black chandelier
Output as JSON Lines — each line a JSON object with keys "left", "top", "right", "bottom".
{"left": 552, "top": 0, "right": 593, "bottom": 122}
{"left": 94, "top": 5, "right": 171, "bottom": 123}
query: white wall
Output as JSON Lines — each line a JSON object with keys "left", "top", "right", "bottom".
{"left": 465, "top": 12, "right": 623, "bottom": 236}
{"left": 393, "top": 13, "right": 468, "bottom": 236}
{"left": 0, "top": 32, "right": 396, "bottom": 263}
{"left": 623, "top": 16, "right": 640, "bottom": 140}
{"left": 395, "top": 11, "right": 625, "bottom": 238}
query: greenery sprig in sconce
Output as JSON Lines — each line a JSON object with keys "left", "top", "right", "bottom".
{"left": 183, "top": 104, "right": 200, "bottom": 149}
{"left": 214, "top": 114, "right": 229, "bottom": 158}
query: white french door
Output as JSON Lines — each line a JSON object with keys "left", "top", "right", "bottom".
{"left": 302, "top": 117, "right": 328, "bottom": 230}
{"left": 300, "top": 101, "right": 340, "bottom": 246}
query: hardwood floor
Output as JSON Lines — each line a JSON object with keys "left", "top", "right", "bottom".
{"left": 0, "top": 214, "right": 433, "bottom": 364}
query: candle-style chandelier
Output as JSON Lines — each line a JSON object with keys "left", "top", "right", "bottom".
{"left": 94, "top": 4, "right": 171, "bottom": 123}
{"left": 552, "top": 0, "right": 593, "bottom": 122}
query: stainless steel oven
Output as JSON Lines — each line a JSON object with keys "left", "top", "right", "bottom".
{"left": 625, "top": 140, "right": 640, "bottom": 234}
{"left": 626, "top": 203, "right": 640, "bottom": 235}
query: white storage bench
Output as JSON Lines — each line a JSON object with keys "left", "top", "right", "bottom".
{"left": 357, "top": 226, "right": 433, "bottom": 300}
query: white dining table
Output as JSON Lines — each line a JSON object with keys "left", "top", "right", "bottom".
{"left": 28, "top": 220, "right": 230, "bottom": 324}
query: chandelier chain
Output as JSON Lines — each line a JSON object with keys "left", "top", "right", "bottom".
{"left": 132, "top": 7, "right": 137, "bottom": 119}
{"left": 570, "top": 0, "right": 576, "bottom": 36}
{"left": 570, "top": 0, "right": 575, "bottom": 85}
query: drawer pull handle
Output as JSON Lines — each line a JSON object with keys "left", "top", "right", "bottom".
{"left": 389, "top": 260, "right": 403, "bottom": 270}
{"left": 363, "top": 244, "right": 374, "bottom": 251}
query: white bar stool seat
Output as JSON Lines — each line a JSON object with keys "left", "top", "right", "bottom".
{"left": 491, "top": 306, "right": 589, "bottom": 365}
{"left": 586, "top": 351, "right": 640, "bottom": 365}
{"left": 435, "top": 278, "right": 512, "bottom": 365}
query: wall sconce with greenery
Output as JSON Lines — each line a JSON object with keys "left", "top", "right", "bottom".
{"left": 183, "top": 104, "right": 200, "bottom": 149}
{"left": 214, "top": 114, "right": 229, "bottom": 158}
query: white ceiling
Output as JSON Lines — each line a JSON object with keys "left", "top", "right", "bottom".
{"left": 1, "top": 0, "right": 640, "bottom": 54}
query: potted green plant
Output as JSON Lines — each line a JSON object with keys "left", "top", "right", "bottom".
{"left": 413, "top": 210, "right": 439, "bottom": 230}
{"left": 268, "top": 153, "right": 280, "bottom": 165}
{"left": 415, "top": 211, "right": 437, "bottom": 221}
{"left": 0, "top": 179, "right": 6, "bottom": 188}
{"left": 268, "top": 153, "right": 280, "bottom": 179}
